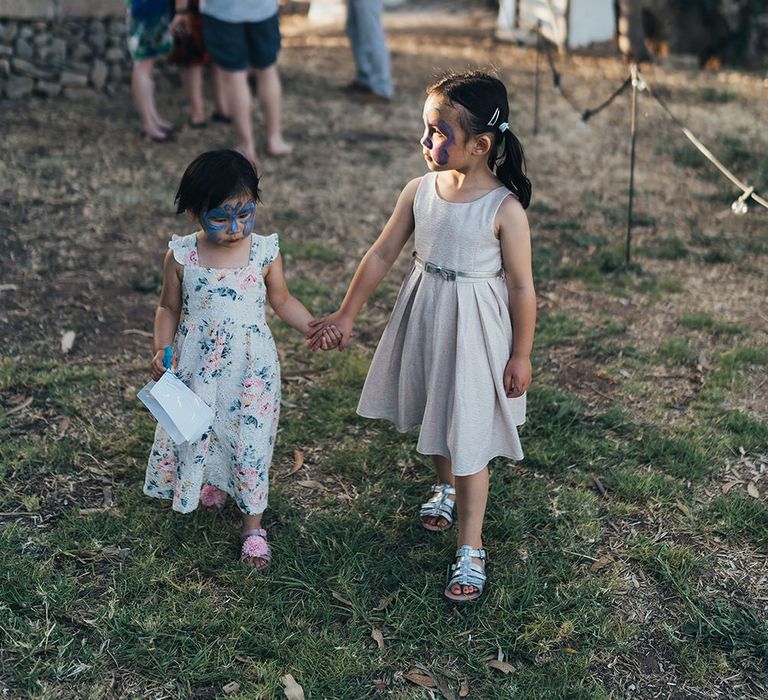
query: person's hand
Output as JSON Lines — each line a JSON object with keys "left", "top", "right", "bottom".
{"left": 503, "top": 355, "right": 532, "bottom": 398}
{"left": 169, "top": 13, "right": 189, "bottom": 36}
{"left": 151, "top": 348, "right": 175, "bottom": 381}
{"left": 306, "top": 311, "right": 353, "bottom": 351}
{"left": 317, "top": 325, "right": 343, "bottom": 351}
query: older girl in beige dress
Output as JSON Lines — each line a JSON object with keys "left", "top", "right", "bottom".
{"left": 308, "top": 71, "right": 536, "bottom": 602}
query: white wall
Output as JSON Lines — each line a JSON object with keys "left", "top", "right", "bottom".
{"left": 497, "top": 0, "right": 615, "bottom": 48}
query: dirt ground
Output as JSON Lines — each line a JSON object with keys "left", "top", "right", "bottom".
{"left": 2, "top": 1, "right": 768, "bottom": 697}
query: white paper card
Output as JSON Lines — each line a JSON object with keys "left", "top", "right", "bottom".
{"left": 138, "top": 371, "right": 214, "bottom": 445}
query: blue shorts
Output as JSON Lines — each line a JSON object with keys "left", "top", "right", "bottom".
{"left": 202, "top": 12, "right": 281, "bottom": 71}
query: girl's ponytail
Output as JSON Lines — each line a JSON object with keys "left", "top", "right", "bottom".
{"left": 494, "top": 128, "right": 531, "bottom": 209}
{"left": 427, "top": 70, "right": 532, "bottom": 209}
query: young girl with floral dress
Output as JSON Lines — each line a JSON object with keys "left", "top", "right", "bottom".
{"left": 145, "top": 149, "right": 339, "bottom": 568}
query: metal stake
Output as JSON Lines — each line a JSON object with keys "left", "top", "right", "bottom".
{"left": 533, "top": 21, "right": 541, "bottom": 136}
{"left": 626, "top": 64, "right": 640, "bottom": 266}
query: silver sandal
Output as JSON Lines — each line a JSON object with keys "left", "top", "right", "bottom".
{"left": 420, "top": 483, "right": 456, "bottom": 531}
{"left": 444, "top": 545, "right": 486, "bottom": 602}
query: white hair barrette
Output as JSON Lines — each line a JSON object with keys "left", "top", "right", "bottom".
{"left": 487, "top": 107, "right": 500, "bottom": 127}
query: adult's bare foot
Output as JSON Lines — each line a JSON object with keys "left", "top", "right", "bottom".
{"left": 266, "top": 139, "right": 293, "bottom": 157}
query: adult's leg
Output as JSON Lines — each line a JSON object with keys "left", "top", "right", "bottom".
{"left": 219, "top": 67, "right": 258, "bottom": 164}
{"left": 345, "top": 0, "right": 367, "bottom": 87}
{"left": 347, "top": 0, "right": 393, "bottom": 98}
{"left": 254, "top": 64, "right": 292, "bottom": 156}
{"left": 451, "top": 466, "right": 489, "bottom": 597}
{"left": 131, "top": 58, "right": 167, "bottom": 138}
{"left": 211, "top": 64, "right": 231, "bottom": 119}
{"left": 181, "top": 63, "right": 206, "bottom": 124}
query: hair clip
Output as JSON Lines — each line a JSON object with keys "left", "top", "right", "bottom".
{"left": 499, "top": 122, "right": 509, "bottom": 133}
{"left": 487, "top": 107, "right": 500, "bottom": 127}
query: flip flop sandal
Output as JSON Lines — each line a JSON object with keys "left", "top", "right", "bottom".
{"left": 444, "top": 545, "right": 486, "bottom": 603}
{"left": 240, "top": 528, "right": 272, "bottom": 571}
{"left": 200, "top": 484, "right": 227, "bottom": 512}
{"left": 420, "top": 483, "right": 456, "bottom": 532}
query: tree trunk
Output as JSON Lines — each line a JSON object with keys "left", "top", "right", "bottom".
{"left": 616, "top": 0, "right": 652, "bottom": 62}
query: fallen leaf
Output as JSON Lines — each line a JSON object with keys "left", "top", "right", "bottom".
{"left": 748, "top": 481, "right": 760, "bottom": 499}
{"left": 57, "top": 416, "right": 71, "bottom": 436}
{"left": 102, "top": 486, "right": 114, "bottom": 508}
{"left": 372, "top": 678, "right": 388, "bottom": 692}
{"left": 0, "top": 284, "right": 18, "bottom": 292}
{"left": 61, "top": 330, "right": 76, "bottom": 354}
{"left": 434, "top": 672, "right": 459, "bottom": 700}
{"left": 376, "top": 589, "right": 400, "bottom": 610}
{"left": 222, "top": 681, "right": 240, "bottom": 695}
{"left": 487, "top": 659, "right": 515, "bottom": 674}
{"left": 371, "top": 628, "right": 384, "bottom": 649}
{"left": 722, "top": 480, "right": 744, "bottom": 494}
{"left": 281, "top": 674, "right": 305, "bottom": 700}
{"left": 459, "top": 678, "right": 470, "bottom": 697}
{"left": 4, "top": 396, "right": 33, "bottom": 416}
{"left": 297, "top": 479, "right": 325, "bottom": 490}
{"left": 332, "top": 591, "right": 353, "bottom": 607}
{"left": 590, "top": 555, "right": 613, "bottom": 572}
{"left": 403, "top": 669, "right": 436, "bottom": 688}
{"left": 287, "top": 449, "right": 304, "bottom": 477}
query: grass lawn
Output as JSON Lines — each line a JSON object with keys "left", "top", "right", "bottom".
{"left": 2, "top": 5, "right": 768, "bottom": 699}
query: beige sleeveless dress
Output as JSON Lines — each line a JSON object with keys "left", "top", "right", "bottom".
{"left": 357, "top": 172, "right": 526, "bottom": 475}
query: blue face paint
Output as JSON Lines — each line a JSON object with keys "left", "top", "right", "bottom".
{"left": 202, "top": 199, "right": 256, "bottom": 242}
{"left": 421, "top": 108, "right": 456, "bottom": 166}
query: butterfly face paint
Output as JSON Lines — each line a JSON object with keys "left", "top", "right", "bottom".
{"left": 420, "top": 101, "right": 458, "bottom": 167}
{"left": 202, "top": 198, "right": 256, "bottom": 242}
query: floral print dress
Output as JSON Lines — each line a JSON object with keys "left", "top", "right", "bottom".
{"left": 144, "top": 232, "right": 281, "bottom": 515}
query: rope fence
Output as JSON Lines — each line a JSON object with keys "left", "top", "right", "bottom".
{"left": 531, "top": 32, "right": 767, "bottom": 263}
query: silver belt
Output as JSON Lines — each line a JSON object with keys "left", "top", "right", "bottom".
{"left": 413, "top": 253, "right": 503, "bottom": 281}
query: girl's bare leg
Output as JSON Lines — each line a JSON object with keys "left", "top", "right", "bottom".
{"left": 422, "top": 454, "right": 455, "bottom": 530}
{"left": 451, "top": 466, "right": 489, "bottom": 596}
{"left": 241, "top": 513, "right": 269, "bottom": 568}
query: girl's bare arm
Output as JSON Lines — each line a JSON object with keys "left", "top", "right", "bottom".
{"left": 151, "top": 249, "right": 183, "bottom": 379}
{"left": 498, "top": 197, "right": 536, "bottom": 396}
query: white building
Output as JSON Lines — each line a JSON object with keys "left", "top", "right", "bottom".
{"left": 497, "top": 0, "right": 616, "bottom": 49}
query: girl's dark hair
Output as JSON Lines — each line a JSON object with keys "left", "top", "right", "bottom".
{"left": 175, "top": 149, "right": 261, "bottom": 217}
{"left": 427, "top": 70, "right": 531, "bottom": 209}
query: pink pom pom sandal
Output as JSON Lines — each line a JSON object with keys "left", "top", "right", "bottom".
{"left": 240, "top": 528, "right": 272, "bottom": 570}
{"left": 200, "top": 485, "right": 228, "bottom": 512}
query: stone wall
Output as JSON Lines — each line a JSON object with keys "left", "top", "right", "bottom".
{"left": 0, "top": 14, "right": 130, "bottom": 99}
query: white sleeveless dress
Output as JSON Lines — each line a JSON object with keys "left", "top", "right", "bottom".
{"left": 144, "top": 232, "right": 281, "bottom": 515}
{"left": 357, "top": 172, "right": 526, "bottom": 475}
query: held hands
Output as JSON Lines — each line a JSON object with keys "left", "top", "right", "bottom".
{"left": 306, "top": 311, "right": 353, "bottom": 352}
{"left": 503, "top": 355, "right": 532, "bottom": 398}
{"left": 310, "top": 323, "right": 343, "bottom": 351}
